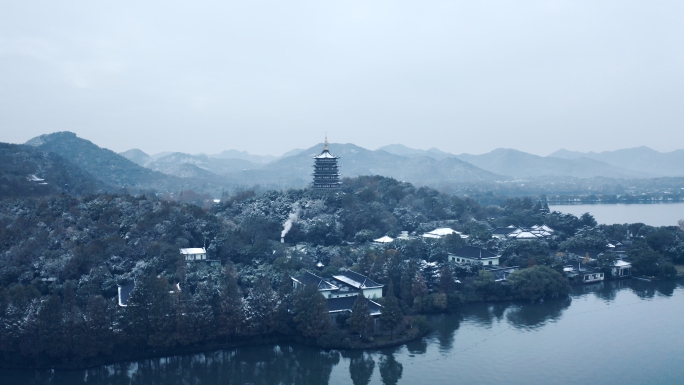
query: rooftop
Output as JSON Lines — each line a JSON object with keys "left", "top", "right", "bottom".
{"left": 327, "top": 296, "right": 382, "bottom": 316}
{"left": 293, "top": 271, "right": 339, "bottom": 291}
{"left": 333, "top": 270, "right": 383, "bottom": 289}
{"left": 180, "top": 247, "right": 206, "bottom": 255}
{"left": 449, "top": 246, "right": 499, "bottom": 260}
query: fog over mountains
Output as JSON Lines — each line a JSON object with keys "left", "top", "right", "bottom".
{"left": 3, "top": 131, "right": 684, "bottom": 199}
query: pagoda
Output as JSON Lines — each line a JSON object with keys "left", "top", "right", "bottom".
{"left": 312, "top": 135, "right": 341, "bottom": 190}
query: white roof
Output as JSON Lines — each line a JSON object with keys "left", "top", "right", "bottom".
{"left": 614, "top": 260, "right": 631, "bottom": 267}
{"left": 374, "top": 236, "right": 394, "bottom": 243}
{"left": 510, "top": 231, "right": 539, "bottom": 239}
{"left": 421, "top": 233, "right": 441, "bottom": 239}
{"left": 180, "top": 247, "right": 206, "bottom": 255}
{"left": 427, "top": 227, "right": 460, "bottom": 236}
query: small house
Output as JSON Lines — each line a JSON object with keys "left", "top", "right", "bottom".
{"left": 332, "top": 270, "right": 384, "bottom": 299}
{"left": 611, "top": 260, "right": 632, "bottom": 278}
{"left": 449, "top": 246, "right": 500, "bottom": 266}
{"left": 291, "top": 271, "right": 339, "bottom": 298}
{"left": 563, "top": 262, "right": 605, "bottom": 283}
{"left": 180, "top": 247, "right": 207, "bottom": 261}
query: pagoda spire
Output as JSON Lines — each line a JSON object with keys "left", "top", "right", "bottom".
{"left": 324, "top": 132, "right": 329, "bottom": 151}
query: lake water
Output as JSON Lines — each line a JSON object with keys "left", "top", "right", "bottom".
{"left": 549, "top": 203, "right": 684, "bottom": 227}
{"left": 3, "top": 279, "right": 684, "bottom": 385}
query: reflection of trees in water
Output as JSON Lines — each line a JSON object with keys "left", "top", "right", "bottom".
{"left": 505, "top": 297, "right": 572, "bottom": 330}
{"left": 24, "top": 344, "right": 341, "bottom": 385}
{"left": 405, "top": 334, "right": 428, "bottom": 355}
{"left": 346, "top": 351, "right": 375, "bottom": 385}
{"left": 379, "top": 353, "right": 403, "bottom": 385}
{"left": 460, "top": 302, "right": 509, "bottom": 327}
{"left": 424, "top": 313, "right": 460, "bottom": 352}
{"left": 631, "top": 279, "right": 678, "bottom": 298}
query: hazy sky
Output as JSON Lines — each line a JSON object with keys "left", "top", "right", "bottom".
{"left": 1, "top": 1, "right": 683, "bottom": 156}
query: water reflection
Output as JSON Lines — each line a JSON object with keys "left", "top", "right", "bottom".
{"left": 345, "top": 351, "right": 375, "bottom": 385}
{"left": 505, "top": 297, "right": 572, "bottom": 330}
{"left": 2, "top": 279, "right": 682, "bottom": 385}
{"left": 630, "top": 279, "right": 678, "bottom": 298}
{"left": 378, "top": 353, "right": 403, "bottom": 385}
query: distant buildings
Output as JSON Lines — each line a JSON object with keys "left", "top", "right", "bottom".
{"left": 492, "top": 225, "right": 554, "bottom": 241}
{"left": 312, "top": 135, "right": 341, "bottom": 191}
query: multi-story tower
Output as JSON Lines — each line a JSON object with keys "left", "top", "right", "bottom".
{"left": 312, "top": 135, "right": 341, "bottom": 190}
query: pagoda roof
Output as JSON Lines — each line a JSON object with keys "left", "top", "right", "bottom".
{"left": 313, "top": 149, "right": 339, "bottom": 159}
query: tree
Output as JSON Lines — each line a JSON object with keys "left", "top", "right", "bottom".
{"left": 219, "top": 263, "right": 243, "bottom": 338}
{"left": 293, "top": 284, "right": 331, "bottom": 338}
{"left": 439, "top": 265, "right": 456, "bottom": 295}
{"left": 411, "top": 273, "right": 429, "bottom": 312}
{"left": 379, "top": 281, "right": 403, "bottom": 339}
{"left": 508, "top": 265, "right": 570, "bottom": 302}
{"left": 349, "top": 293, "right": 372, "bottom": 338}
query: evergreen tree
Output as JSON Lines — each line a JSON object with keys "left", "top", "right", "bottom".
{"left": 293, "top": 284, "right": 331, "bottom": 338}
{"left": 273, "top": 275, "right": 296, "bottom": 335}
{"left": 379, "top": 281, "right": 403, "bottom": 339}
{"left": 439, "top": 265, "right": 456, "bottom": 295}
{"left": 219, "top": 262, "right": 243, "bottom": 338}
{"left": 349, "top": 292, "right": 372, "bottom": 337}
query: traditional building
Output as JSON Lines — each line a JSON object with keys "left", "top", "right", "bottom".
{"left": 448, "top": 246, "right": 500, "bottom": 266}
{"left": 312, "top": 135, "right": 341, "bottom": 190}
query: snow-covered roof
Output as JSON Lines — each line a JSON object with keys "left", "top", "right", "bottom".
{"left": 426, "top": 227, "right": 460, "bottom": 236}
{"left": 28, "top": 174, "right": 45, "bottom": 182}
{"left": 510, "top": 231, "right": 539, "bottom": 239}
{"left": 614, "top": 260, "right": 631, "bottom": 267}
{"left": 313, "top": 150, "right": 339, "bottom": 159}
{"left": 179, "top": 247, "right": 206, "bottom": 255}
{"left": 333, "top": 271, "right": 383, "bottom": 289}
{"left": 373, "top": 236, "right": 394, "bottom": 243}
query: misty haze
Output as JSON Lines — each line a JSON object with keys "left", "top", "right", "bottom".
{"left": 1, "top": 2, "right": 684, "bottom": 385}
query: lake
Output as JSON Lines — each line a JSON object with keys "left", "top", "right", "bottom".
{"left": 549, "top": 202, "right": 684, "bottom": 227}
{"left": 3, "top": 279, "right": 684, "bottom": 385}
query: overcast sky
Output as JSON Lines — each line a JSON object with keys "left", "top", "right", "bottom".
{"left": 1, "top": 1, "right": 683, "bottom": 156}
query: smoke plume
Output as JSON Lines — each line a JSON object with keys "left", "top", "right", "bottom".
{"left": 281, "top": 206, "right": 300, "bottom": 239}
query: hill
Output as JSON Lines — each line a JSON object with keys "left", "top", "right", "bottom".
{"left": 119, "top": 149, "right": 153, "bottom": 167}
{"left": 0, "top": 142, "right": 103, "bottom": 198}
{"left": 148, "top": 152, "right": 257, "bottom": 176}
{"left": 377, "top": 144, "right": 455, "bottom": 160}
{"left": 455, "top": 148, "right": 649, "bottom": 179}
{"left": 232, "top": 143, "right": 506, "bottom": 188}
{"left": 548, "top": 146, "right": 684, "bottom": 177}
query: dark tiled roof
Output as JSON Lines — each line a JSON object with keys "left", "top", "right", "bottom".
{"left": 483, "top": 266, "right": 519, "bottom": 281}
{"left": 450, "top": 246, "right": 498, "bottom": 260}
{"left": 333, "top": 270, "right": 383, "bottom": 289}
{"left": 327, "top": 296, "right": 382, "bottom": 315}
{"left": 492, "top": 227, "right": 517, "bottom": 235}
{"left": 294, "top": 271, "right": 338, "bottom": 290}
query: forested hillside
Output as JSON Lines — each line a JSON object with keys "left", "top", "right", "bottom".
{"left": 0, "top": 176, "right": 682, "bottom": 368}
{"left": 0, "top": 143, "right": 104, "bottom": 198}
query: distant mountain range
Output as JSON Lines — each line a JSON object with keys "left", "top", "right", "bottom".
{"left": 2, "top": 132, "right": 683, "bottom": 198}
{"left": 548, "top": 147, "right": 684, "bottom": 177}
